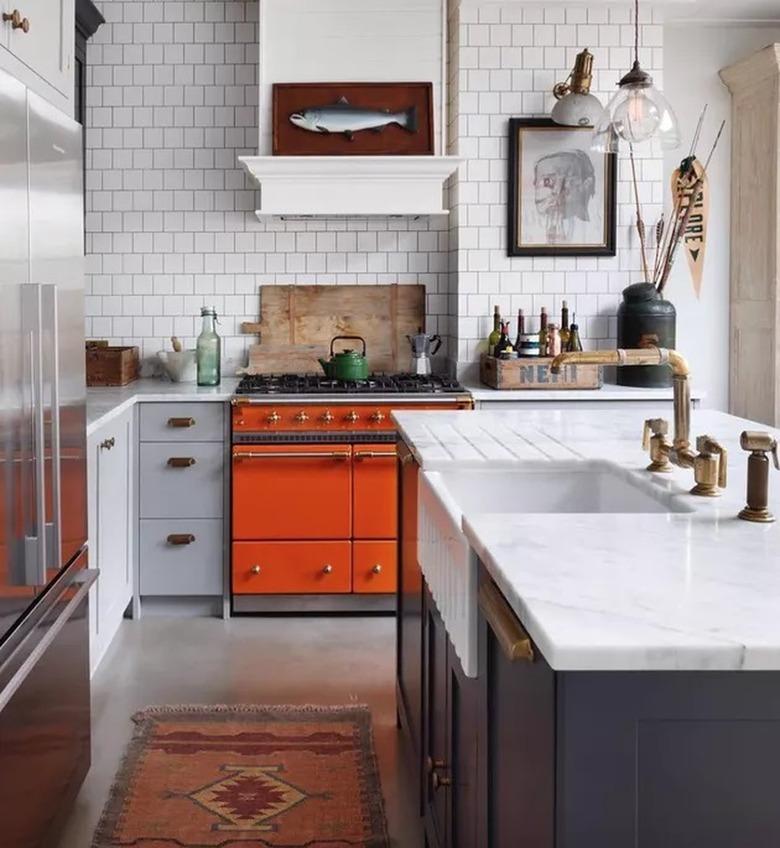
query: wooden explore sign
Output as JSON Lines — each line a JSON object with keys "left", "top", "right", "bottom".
{"left": 671, "top": 158, "right": 709, "bottom": 298}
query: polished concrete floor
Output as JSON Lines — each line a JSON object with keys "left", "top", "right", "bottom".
{"left": 57, "top": 615, "right": 423, "bottom": 847}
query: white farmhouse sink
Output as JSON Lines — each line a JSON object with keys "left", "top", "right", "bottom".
{"left": 418, "top": 461, "right": 693, "bottom": 678}
{"left": 437, "top": 460, "right": 693, "bottom": 515}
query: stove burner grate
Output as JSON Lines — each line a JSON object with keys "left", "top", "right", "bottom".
{"left": 234, "top": 373, "right": 466, "bottom": 396}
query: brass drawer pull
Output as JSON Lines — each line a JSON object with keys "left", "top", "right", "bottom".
{"left": 250, "top": 564, "right": 261, "bottom": 575}
{"left": 167, "top": 456, "right": 196, "bottom": 468}
{"left": 478, "top": 580, "right": 534, "bottom": 663}
{"left": 3, "top": 10, "right": 30, "bottom": 32}
{"left": 100, "top": 437, "right": 115, "bottom": 450}
{"left": 167, "top": 533, "right": 195, "bottom": 546}
{"left": 432, "top": 771, "right": 452, "bottom": 791}
{"left": 322, "top": 564, "right": 334, "bottom": 574}
{"left": 354, "top": 451, "right": 396, "bottom": 460}
{"left": 233, "top": 451, "right": 350, "bottom": 461}
{"left": 372, "top": 564, "right": 383, "bottom": 574}
{"left": 168, "top": 417, "right": 195, "bottom": 428}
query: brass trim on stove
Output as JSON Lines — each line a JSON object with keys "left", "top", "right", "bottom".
{"left": 233, "top": 450, "right": 351, "bottom": 460}
{"left": 354, "top": 450, "right": 397, "bottom": 460}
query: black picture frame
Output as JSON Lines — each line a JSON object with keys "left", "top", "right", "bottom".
{"left": 507, "top": 118, "right": 617, "bottom": 257}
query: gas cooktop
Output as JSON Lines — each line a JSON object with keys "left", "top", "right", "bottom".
{"left": 234, "top": 373, "right": 467, "bottom": 396}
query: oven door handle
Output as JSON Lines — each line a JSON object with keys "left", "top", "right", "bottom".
{"left": 353, "top": 451, "right": 397, "bottom": 460}
{"left": 233, "top": 450, "right": 351, "bottom": 460}
{"left": 0, "top": 569, "right": 98, "bottom": 713}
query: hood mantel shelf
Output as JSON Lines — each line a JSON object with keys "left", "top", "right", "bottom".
{"left": 238, "top": 155, "right": 462, "bottom": 218}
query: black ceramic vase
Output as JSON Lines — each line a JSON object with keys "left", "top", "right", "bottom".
{"left": 616, "top": 283, "right": 676, "bottom": 388}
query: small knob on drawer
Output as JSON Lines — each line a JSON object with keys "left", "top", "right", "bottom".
{"left": 267, "top": 411, "right": 281, "bottom": 425}
{"left": 3, "top": 10, "right": 30, "bottom": 32}
{"left": 322, "top": 564, "right": 333, "bottom": 574}
{"left": 372, "top": 564, "right": 383, "bottom": 574}
{"left": 250, "top": 564, "right": 261, "bottom": 575}
{"left": 294, "top": 411, "right": 309, "bottom": 423}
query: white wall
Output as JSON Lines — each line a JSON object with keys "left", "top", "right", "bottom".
{"left": 664, "top": 24, "right": 780, "bottom": 411}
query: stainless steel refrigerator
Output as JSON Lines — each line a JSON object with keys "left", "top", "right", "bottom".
{"left": 0, "top": 67, "right": 97, "bottom": 847}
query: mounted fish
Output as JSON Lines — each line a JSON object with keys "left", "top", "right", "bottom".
{"left": 671, "top": 157, "right": 710, "bottom": 298}
{"left": 290, "top": 97, "right": 418, "bottom": 141}
{"left": 273, "top": 82, "right": 435, "bottom": 156}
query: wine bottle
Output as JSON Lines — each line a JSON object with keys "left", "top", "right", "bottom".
{"left": 487, "top": 305, "right": 501, "bottom": 356}
{"left": 494, "top": 321, "right": 513, "bottom": 357}
{"left": 567, "top": 315, "right": 583, "bottom": 352}
{"left": 514, "top": 309, "right": 525, "bottom": 352}
{"left": 538, "top": 306, "right": 548, "bottom": 358}
{"left": 559, "top": 300, "right": 570, "bottom": 350}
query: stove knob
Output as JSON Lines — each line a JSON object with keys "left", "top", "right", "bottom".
{"left": 369, "top": 411, "right": 386, "bottom": 424}
{"left": 345, "top": 411, "right": 360, "bottom": 424}
{"left": 267, "top": 411, "right": 281, "bottom": 425}
{"left": 321, "top": 410, "right": 334, "bottom": 424}
{"left": 295, "top": 411, "right": 309, "bottom": 424}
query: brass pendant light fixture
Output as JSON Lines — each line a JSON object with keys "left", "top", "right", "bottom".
{"left": 592, "top": 0, "right": 681, "bottom": 152}
{"left": 551, "top": 48, "right": 603, "bottom": 128}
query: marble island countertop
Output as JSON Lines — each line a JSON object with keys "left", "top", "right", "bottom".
{"left": 393, "top": 407, "right": 780, "bottom": 672}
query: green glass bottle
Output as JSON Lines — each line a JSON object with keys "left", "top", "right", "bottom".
{"left": 487, "top": 305, "right": 501, "bottom": 356}
{"left": 197, "top": 306, "right": 221, "bottom": 386}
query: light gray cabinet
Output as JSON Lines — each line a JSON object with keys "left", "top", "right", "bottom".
{"left": 0, "top": 0, "right": 75, "bottom": 113}
{"left": 138, "top": 402, "right": 228, "bottom": 604}
{"left": 87, "top": 405, "right": 134, "bottom": 675}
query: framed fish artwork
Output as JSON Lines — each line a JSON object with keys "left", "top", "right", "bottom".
{"left": 273, "top": 82, "right": 435, "bottom": 156}
{"left": 507, "top": 118, "right": 617, "bottom": 257}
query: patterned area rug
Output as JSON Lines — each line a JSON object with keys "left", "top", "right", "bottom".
{"left": 92, "top": 705, "right": 389, "bottom": 848}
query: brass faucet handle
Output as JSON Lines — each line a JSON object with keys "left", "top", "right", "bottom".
{"left": 692, "top": 434, "right": 728, "bottom": 494}
{"left": 701, "top": 435, "right": 728, "bottom": 489}
{"left": 642, "top": 417, "right": 669, "bottom": 451}
{"left": 741, "top": 431, "right": 780, "bottom": 469}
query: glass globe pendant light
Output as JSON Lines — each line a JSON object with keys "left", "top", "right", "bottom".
{"left": 592, "top": 0, "right": 680, "bottom": 152}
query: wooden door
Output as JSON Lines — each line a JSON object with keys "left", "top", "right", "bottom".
{"left": 232, "top": 444, "right": 352, "bottom": 540}
{"left": 478, "top": 569, "right": 555, "bottom": 848}
{"left": 423, "top": 590, "right": 450, "bottom": 848}
{"left": 353, "top": 444, "right": 397, "bottom": 538}
{"left": 396, "top": 444, "right": 424, "bottom": 789}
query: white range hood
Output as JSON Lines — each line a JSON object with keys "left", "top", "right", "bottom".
{"left": 238, "top": 155, "right": 461, "bottom": 218}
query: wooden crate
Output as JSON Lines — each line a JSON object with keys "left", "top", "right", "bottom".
{"left": 480, "top": 354, "right": 602, "bottom": 390}
{"left": 86, "top": 342, "right": 139, "bottom": 387}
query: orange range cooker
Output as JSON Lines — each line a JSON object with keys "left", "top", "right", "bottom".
{"left": 231, "top": 374, "right": 473, "bottom": 613}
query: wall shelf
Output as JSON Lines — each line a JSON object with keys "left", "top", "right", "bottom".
{"left": 238, "top": 155, "right": 461, "bottom": 218}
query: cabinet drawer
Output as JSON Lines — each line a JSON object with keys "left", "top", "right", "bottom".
{"left": 139, "top": 402, "right": 224, "bottom": 442}
{"left": 353, "top": 540, "right": 397, "bottom": 594}
{"left": 140, "top": 519, "right": 223, "bottom": 596}
{"left": 353, "top": 445, "right": 398, "bottom": 539}
{"left": 140, "top": 442, "right": 224, "bottom": 519}
{"left": 232, "top": 445, "right": 352, "bottom": 540}
{"left": 233, "top": 541, "right": 351, "bottom": 595}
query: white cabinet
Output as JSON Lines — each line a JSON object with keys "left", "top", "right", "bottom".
{"left": 0, "top": 0, "right": 74, "bottom": 112}
{"left": 87, "top": 405, "right": 135, "bottom": 676}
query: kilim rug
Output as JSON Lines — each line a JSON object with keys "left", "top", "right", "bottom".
{"left": 92, "top": 705, "right": 390, "bottom": 848}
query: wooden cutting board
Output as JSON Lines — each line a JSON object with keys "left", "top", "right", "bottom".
{"left": 241, "top": 284, "right": 426, "bottom": 374}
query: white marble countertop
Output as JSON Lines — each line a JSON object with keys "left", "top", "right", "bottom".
{"left": 394, "top": 407, "right": 780, "bottom": 672}
{"left": 86, "top": 378, "right": 240, "bottom": 435}
{"left": 462, "top": 380, "right": 705, "bottom": 403}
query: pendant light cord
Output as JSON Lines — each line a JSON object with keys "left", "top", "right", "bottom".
{"left": 634, "top": 0, "right": 640, "bottom": 65}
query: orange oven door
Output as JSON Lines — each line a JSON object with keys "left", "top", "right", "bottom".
{"left": 232, "top": 444, "right": 352, "bottom": 540}
{"left": 352, "top": 444, "right": 398, "bottom": 539}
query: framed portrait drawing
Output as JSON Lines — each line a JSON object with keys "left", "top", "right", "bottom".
{"left": 507, "top": 118, "right": 617, "bottom": 257}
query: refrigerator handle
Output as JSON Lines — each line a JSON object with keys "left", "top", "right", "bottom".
{"left": 29, "top": 289, "right": 48, "bottom": 585}
{"left": 42, "top": 284, "right": 62, "bottom": 572}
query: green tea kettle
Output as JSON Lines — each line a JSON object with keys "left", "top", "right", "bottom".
{"left": 318, "top": 336, "right": 369, "bottom": 381}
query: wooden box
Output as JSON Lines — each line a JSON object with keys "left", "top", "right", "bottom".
{"left": 86, "top": 342, "right": 139, "bottom": 387}
{"left": 480, "top": 354, "right": 602, "bottom": 390}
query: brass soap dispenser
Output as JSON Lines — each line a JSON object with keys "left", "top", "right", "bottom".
{"left": 738, "top": 431, "right": 780, "bottom": 523}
